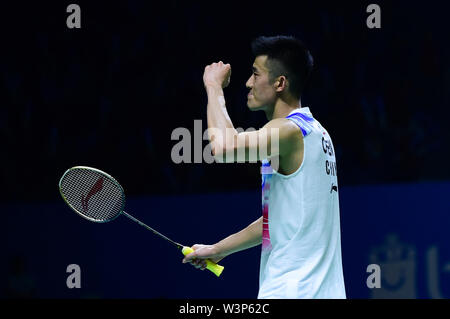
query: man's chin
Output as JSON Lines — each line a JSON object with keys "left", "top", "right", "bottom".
{"left": 247, "top": 103, "right": 264, "bottom": 111}
{"left": 247, "top": 99, "right": 261, "bottom": 110}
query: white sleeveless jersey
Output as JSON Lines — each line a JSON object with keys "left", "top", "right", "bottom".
{"left": 258, "top": 107, "right": 346, "bottom": 299}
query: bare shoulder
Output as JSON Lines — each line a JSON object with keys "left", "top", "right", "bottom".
{"left": 262, "top": 118, "right": 303, "bottom": 164}
{"left": 263, "top": 118, "right": 303, "bottom": 141}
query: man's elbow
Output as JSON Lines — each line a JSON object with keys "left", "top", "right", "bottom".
{"left": 211, "top": 142, "right": 236, "bottom": 163}
{"left": 210, "top": 142, "right": 223, "bottom": 162}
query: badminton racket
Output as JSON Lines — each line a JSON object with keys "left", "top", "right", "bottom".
{"left": 58, "top": 166, "right": 224, "bottom": 277}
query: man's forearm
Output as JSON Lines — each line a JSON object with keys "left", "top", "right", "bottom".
{"left": 205, "top": 85, "right": 237, "bottom": 155}
{"left": 214, "top": 217, "right": 263, "bottom": 257}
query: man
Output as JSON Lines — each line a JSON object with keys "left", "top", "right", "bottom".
{"left": 182, "top": 36, "right": 346, "bottom": 299}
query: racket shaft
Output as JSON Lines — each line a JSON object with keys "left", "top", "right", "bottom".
{"left": 121, "top": 211, "right": 182, "bottom": 249}
{"left": 122, "top": 211, "right": 224, "bottom": 277}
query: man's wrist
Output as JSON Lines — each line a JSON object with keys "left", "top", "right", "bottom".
{"left": 213, "top": 241, "right": 229, "bottom": 258}
{"left": 205, "top": 83, "right": 223, "bottom": 93}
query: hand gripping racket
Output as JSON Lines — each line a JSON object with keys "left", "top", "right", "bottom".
{"left": 58, "top": 166, "right": 224, "bottom": 277}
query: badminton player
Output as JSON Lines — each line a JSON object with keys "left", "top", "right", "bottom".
{"left": 183, "top": 36, "right": 346, "bottom": 299}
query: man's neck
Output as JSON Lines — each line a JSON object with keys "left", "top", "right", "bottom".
{"left": 265, "top": 98, "right": 302, "bottom": 121}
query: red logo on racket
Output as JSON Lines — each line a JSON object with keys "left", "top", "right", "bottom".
{"left": 81, "top": 177, "right": 104, "bottom": 212}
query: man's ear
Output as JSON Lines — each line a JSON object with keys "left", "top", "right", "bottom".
{"left": 274, "top": 76, "right": 288, "bottom": 93}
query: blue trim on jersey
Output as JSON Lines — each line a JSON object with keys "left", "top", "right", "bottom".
{"left": 286, "top": 112, "right": 314, "bottom": 137}
{"left": 261, "top": 159, "right": 272, "bottom": 189}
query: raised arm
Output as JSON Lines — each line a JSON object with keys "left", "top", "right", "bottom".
{"left": 204, "top": 62, "right": 301, "bottom": 167}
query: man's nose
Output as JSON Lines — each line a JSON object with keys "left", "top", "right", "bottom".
{"left": 246, "top": 77, "right": 252, "bottom": 89}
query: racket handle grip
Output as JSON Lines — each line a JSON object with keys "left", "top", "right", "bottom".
{"left": 182, "top": 246, "right": 224, "bottom": 277}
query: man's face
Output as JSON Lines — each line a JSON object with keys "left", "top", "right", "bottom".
{"left": 246, "top": 55, "right": 277, "bottom": 111}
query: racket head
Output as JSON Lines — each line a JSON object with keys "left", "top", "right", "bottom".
{"left": 59, "top": 166, "right": 125, "bottom": 223}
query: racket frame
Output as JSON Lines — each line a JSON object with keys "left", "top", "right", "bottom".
{"left": 59, "top": 166, "right": 125, "bottom": 224}
{"left": 59, "top": 166, "right": 183, "bottom": 249}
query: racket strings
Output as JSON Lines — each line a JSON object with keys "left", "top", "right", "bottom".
{"left": 60, "top": 168, "right": 124, "bottom": 222}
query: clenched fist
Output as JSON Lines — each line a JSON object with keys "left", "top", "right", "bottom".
{"left": 203, "top": 61, "right": 231, "bottom": 89}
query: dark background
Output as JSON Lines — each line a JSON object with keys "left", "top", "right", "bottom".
{"left": 1, "top": 0, "right": 449, "bottom": 299}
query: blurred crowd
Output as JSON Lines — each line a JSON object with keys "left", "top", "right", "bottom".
{"left": 1, "top": 1, "right": 448, "bottom": 202}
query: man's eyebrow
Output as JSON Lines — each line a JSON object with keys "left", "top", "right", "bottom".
{"left": 252, "top": 66, "right": 259, "bottom": 72}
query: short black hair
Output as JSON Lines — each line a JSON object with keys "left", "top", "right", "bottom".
{"left": 251, "top": 35, "right": 313, "bottom": 99}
